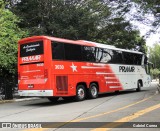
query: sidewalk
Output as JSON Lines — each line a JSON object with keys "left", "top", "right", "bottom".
{"left": 0, "top": 97, "right": 41, "bottom": 104}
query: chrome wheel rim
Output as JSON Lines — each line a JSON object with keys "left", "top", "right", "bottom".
{"left": 91, "top": 86, "right": 97, "bottom": 96}
{"left": 78, "top": 88, "right": 85, "bottom": 99}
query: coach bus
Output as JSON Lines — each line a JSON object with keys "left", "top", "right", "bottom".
{"left": 18, "top": 36, "right": 151, "bottom": 102}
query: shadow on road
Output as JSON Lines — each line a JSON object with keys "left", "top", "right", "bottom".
{"left": 24, "top": 89, "right": 148, "bottom": 107}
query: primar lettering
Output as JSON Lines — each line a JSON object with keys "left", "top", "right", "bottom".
{"left": 119, "top": 66, "right": 135, "bottom": 72}
{"left": 22, "top": 55, "right": 41, "bottom": 62}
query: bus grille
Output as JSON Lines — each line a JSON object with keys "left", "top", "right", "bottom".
{"left": 56, "top": 76, "right": 68, "bottom": 94}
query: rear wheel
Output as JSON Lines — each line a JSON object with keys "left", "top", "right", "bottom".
{"left": 75, "top": 85, "right": 86, "bottom": 101}
{"left": 136, "top": 81, "right": 142, "bottom": 92}
{"left": 48, "top": 97, "right": 59, "bottom": 102}
{"left": 88, "top": 83, "right": 98, "bottom": 99}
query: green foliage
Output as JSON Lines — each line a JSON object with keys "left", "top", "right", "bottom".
{"left": 134, "top": 0, "right": 160, "bottom": 29}
{"left": 11, "top": 0, "right": 110, "bottom": 40}
{"left": 149, "top": 43, "right": 160, "bottom": 70}
{"left": 96, "top": 18, "right": 146, "bottom": 52}
{"left": 0, "top": 0, "right": 27, "bottom": 76}
{"left": 150, "top": 68, "right": 160, "bottom": 79}
{"left": 134, "top": 0, "right": 160, "bottom": 15}
{"left": 10, "top": 0, "right": 146, "bottom": 52}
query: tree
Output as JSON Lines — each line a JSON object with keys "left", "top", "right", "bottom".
{"left": 10, "top": 0, "right": 110, "bottom": 40}
{"left": 96, "top": 17, "right": 146, "bottom": 52}
{"left": 134, "top": 0, "right": 160, "bottom": 28}
{"left": 151, "top": 68, "right": 160, "bottom": 79}
{"left": 0, "top": 0, "right": 26, "bottom": 77}
{"left": 149, "top": 43, "right": 160, "bottom": 70}
{"left": 9, "top": 0, "right": 146, "bottom": 52}
{"left": 106, "top": 0, "right": 159, "bottom": 45}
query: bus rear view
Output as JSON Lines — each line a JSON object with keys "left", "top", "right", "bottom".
{"left": 18, "top": 36, "right": 53, "bottom": 97}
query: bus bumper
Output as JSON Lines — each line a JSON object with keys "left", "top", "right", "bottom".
{"left": 18, "top": 90, "right": 53, "bottom": 97}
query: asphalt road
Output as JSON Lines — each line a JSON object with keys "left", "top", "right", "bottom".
{"left": 0, "top": 81, "right": 160, "bottom": 131}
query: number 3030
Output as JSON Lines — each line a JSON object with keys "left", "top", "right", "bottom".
{"left": 55, "top": 65, "right": 64, "bottom": 69}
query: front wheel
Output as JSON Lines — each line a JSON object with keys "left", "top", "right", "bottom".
{"left": 136, "top": 81, "right": 142, "bottom": 92}
{"left": 88, "top": 83, "right": 98, "bottom": 99}
{"left": 75, "top": 85, "right": 86, "bottom": 101}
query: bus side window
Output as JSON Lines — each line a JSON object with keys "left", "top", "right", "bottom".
{"left": 64, "top": 44, "right": 82, "bottom": 61}
{"left": 111, "top": 50, "right": 123, "bottom": 64}
{"left": 52, "top": 42, "right": 65, "bottom": 60}
{"left": 145, "top": 62, "right": 153, "bottom": 74}
{"left": 95, "top": 48, "right": 112, "bottom": 63}
{"left": 82, "top": 46, "right": 96, "bottom": 62}
{"left": 144, "top": 56, "right": 148, "bottom": 65}
{"left": 145, "top": 64, "right": 150, "bottom": 74}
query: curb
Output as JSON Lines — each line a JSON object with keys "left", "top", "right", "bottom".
{"left": 0, "top": 100, "right": 14, "bottom": 104}
{"left": 0, "top": 97, "right": 41, "bottom": 104}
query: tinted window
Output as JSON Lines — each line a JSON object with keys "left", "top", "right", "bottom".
{"left": 144, "top": 55, "right": 147, "bottom": 65}
{"left": 51, "top": 41, "right": 142, "bottom": 65}
{"left": 64, "top": 44, "right": 82, "bottom": 61}
{"left": 20, "top": 41, "right": 43, "bottom": 57}
{"left": 109, "top": 50, "right": 124, "bottom": 64}
{"left": 133, "top": 54, "right": 142, "bottom": 65}
{"left": 123, "top": 52, "right": 142, "bottom": 65}
{"left": 82, "top": 46, "right": 96, "bottom": 62}
{"left": 95, "top": 48, "right": 112, "bottom": 63}
{"left": 52, "top": 42, "right": 65, "bottom": 60}
{"left": 95, "top": 48, "right": 123, "bottom": 64}
{"left": 123, "top": 52, "right": 133, "bottom": 64}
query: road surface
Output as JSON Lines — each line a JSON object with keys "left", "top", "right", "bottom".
{"left": 0, "top": 81, "right": 160, "bottom": 131}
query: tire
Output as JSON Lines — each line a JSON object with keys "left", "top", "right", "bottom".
{"left": 136, "top": 81, "right": 142, "bottom": 92}
{"left": 75, "top": 85, "right": 86, "bottom": 101}
{"left": 48, "top": 97, "right": 59, "bottom": 102}
{"left": 88, "top": 83, "right": 98, "bottom": 99}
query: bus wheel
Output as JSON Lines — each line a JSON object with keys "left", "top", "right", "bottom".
{"left": 136, "top": 81, "right": 142, "bottom": 92}
{"left": 75, "top": 85, "right": 86, "bottom": 101}
{"left": 48, "top": 97, "right": 59, "bottom": 103}
{"left": 88, "top": 83, "right": 98, "bottom": 99}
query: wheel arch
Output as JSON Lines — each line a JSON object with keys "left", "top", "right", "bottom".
{"left": 76, "top": 82, "right": 87, "bottom": 89}
{"left": 138, "top": 79, "right": 143, "bottom": 87}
